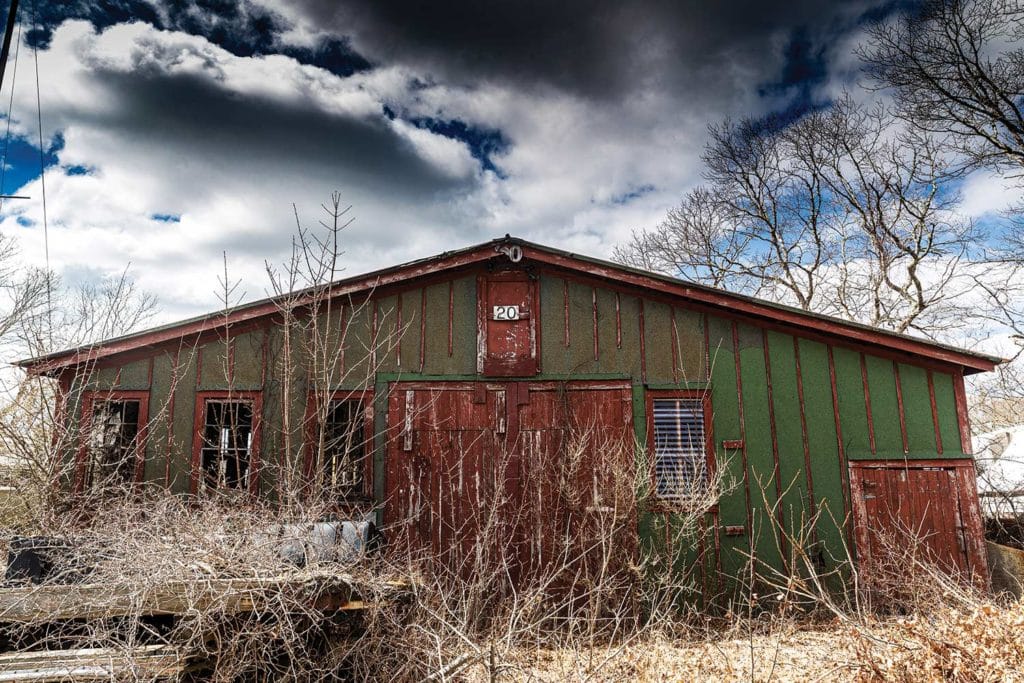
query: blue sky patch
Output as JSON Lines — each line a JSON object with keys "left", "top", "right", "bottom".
{"left": 64, "top": 164, "right": 93, "bottom": 176}
{"left": 282, "top": 37, "right": 372, "bottom": 78}
{"left": 408, "top": 116, "right": 510, "bottom": 175}
{"left": 757, "top": 27, "right": 829, "bottom": 110}
{"left": 610, "top": 184, "right": 656, "bottom": 205}
{"left": 0, "top": 133, "right": 61, "bottom": 195}
{"left": 151, "top": 213, "right": 181, "bottom": 223}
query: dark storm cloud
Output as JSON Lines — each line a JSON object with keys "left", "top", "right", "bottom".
{"left": 75, "top": 65, "right": 472, "bottom": 199}
{"left": 28, "top": 0, "right": 371, "bottom": 77}
{"left": 19, "top": 0, "right": 896, "bottom": 187}
{"left": 283, "top": 0, "right": 886, "bottom": 101}
{"left": 0, "top": 0, "right": 912, "bottom": 321}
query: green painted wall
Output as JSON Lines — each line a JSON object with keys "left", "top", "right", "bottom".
{"left": 865, "top": 355, "right": 903, "bottom": 456}
{"left": 706, "top": 316, "right": 751, "bottom": 599}
{"left": 145, "top": 350, "right": 174, "bottom": 484}
{"left": 833, "top": 347, "right": 872, "bottom": 458}
{"left": 795, "top": 338, "right": 846, "bottom": 571}
{"left": 899, "top": 363, "right": 936, "bottom": 456}
{"left": 734, "top": 323, "right": 784, "bottom": 575}
{"left": 169, "top": 347, "right": 199, "bottom": 492}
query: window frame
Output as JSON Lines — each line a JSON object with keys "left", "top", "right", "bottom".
{"left": 303, "top": 389, "right": 374, "bottom": 501}
{"left": 645, "top": 389, "right": 716, "bottom": 509}
{"left": 190, "top": 391, "right": 263, "bottom": 494}
{"left": 76, "top": 389, "right": 150, "bottom": 493}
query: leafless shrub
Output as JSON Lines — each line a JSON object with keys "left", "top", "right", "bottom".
{"left": 0, "top": 403, "right": 730, "bottom": 681}
{"left": 0, "top": 491, "right": 396, "bottom": 680}
{"left": 332, "top": 403, "right": 736, "bottom": 681}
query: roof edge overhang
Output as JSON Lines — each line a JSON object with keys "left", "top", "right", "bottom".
{"left": 15, "top": 236, "right": 1004, "bottom": 377}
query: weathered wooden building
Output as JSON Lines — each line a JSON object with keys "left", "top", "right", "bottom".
{"left": 19, "top": 236, "right": 1000, "bottom": 591}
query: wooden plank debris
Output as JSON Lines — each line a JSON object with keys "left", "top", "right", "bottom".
{"left": 0, "top": 645, "right": 184, "bottom": 681}
{"left": 0, "top": 572, "right": 355, "bottom": 623}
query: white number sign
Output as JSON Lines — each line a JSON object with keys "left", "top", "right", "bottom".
{"left": 492, "top": 305, "right": 520, "bottom": 321}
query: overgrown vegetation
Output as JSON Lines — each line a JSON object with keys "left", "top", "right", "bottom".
{"left": 0, "top": 445, "right": 1020, "bottom": 681}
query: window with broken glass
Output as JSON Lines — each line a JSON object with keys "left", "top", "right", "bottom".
{"left": 316, "top": 399, "right": 366, "bottom": 498}
{"left": 85, "top": 400, "right": 141, "bottom": 489}
{"left": 200, "top": 400, "right": 254, "bottom": 490}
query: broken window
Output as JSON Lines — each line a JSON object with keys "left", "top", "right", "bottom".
{"left": 317, "top": 399, "right": 366, "bottom": 498}
{"left": 85, "top": 399, "right": 141, "bottom": 489}
{"left": 200, "top": 400, "right": 255, "bottom": 490}
{"left": 651, "top": 396, "right": 710, "bottom": 501}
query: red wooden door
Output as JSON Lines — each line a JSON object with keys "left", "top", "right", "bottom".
{"left": 383, "top": 381, "right": 635, "bottom": 582}
{"left": 478, "top": 271, "right": 539, "bottom": 376}
{"left": 515, "top": 383, "right": 637, "bottom": 581}
{"left": 383, "top": 383, "right": 505, "bottom": 573}
{"left": 850, "top": 460, "right": 987, "bottom": 587}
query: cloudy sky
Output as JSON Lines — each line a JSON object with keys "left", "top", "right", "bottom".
{"left": 0, "top": 0, "right": 1012, "bottom": 323}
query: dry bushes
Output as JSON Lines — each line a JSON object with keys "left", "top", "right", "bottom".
{"left": 333, "top": 483, "right": 1024, "bottom": 680}
{"left": 345, "top": 424, "right": 664, "bottom": 681}
{"left": 841, "top": 530, "right": 1024, "bottom": 681}
{"left": 0, "top": 490, "right": 392, "bottom": 681}
{"left": 339, "top": 418, "right": 745, "bottom": 681}
{"left": 0, "top": 386, "right": 1017, "bottom": 680}
{"left": 0, "top": 463, "right": 1021, "bottom": 681}
{"left": 443, "top": 599, "right": 1023, "bottom": 682}
{"left": 420, "top": 546, "right": 1024, "bottom": 683}
{"left": 0, "top": 418, "right": 707, "bottom": 681}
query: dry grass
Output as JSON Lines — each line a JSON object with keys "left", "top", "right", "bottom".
{"left": 448, "top": 600, "right": 1024, "bottom": 682}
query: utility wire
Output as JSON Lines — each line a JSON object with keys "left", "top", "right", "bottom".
{"left": 0, "top": 0, "right": 19, "bottom": 90}
{"left": 31, "top": 0, "right": 49, "bottom": 340}
{"left": 0, "top": 15, "right": 21, "bottom": 212}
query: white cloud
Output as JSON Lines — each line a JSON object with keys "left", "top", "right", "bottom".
{"left": 959, "top": 171, "right": 1021, "bottom": 218}
{"left": 0, "top": 12, "right": 813, "bottom": 336}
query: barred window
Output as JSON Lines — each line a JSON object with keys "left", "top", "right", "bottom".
{"left": 651, "top": 397, "right": 709, "bottom": 500}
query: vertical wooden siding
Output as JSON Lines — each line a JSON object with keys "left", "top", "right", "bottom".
{"left": 707, "top": 316, "right": 750, "bottom": 598}
{"left": 796, "top": 338, "right": 845, "bottom": 572}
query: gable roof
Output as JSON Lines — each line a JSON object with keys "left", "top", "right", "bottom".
{"left": 16, "top": 236, "right": 1003, "bottom": 375}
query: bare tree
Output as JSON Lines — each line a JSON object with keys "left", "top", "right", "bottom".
{"left": 262, "top": 193, "right": 398, "bottom": 504}
{"left": 0, "top": 237, "right": 157, "bottom": 515}
{"left": 862, "top": 0, "right": 1024, "bottom": 418}
{"left": 805, "top": 99, "right": 977, "bottom": 334}
{"left": 861, "top": 0, "right": 1024, "bottom": 175}
{"left": 51, "top": 268, "right": 157, "bottom": 351}
{"left": 619, "top": 113, "right": 835, "bottom": 307}
{"left": 617, "top": 186, "right": 747, "bottom": 291}
{"left": 702, "top": 113, "right": 839, "bottom": 311}
{"left": 616, "top": 97, "right": 978, "bottom": 337}
{"left": 0, "top": 233, "right": 50, "bottom": 351}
